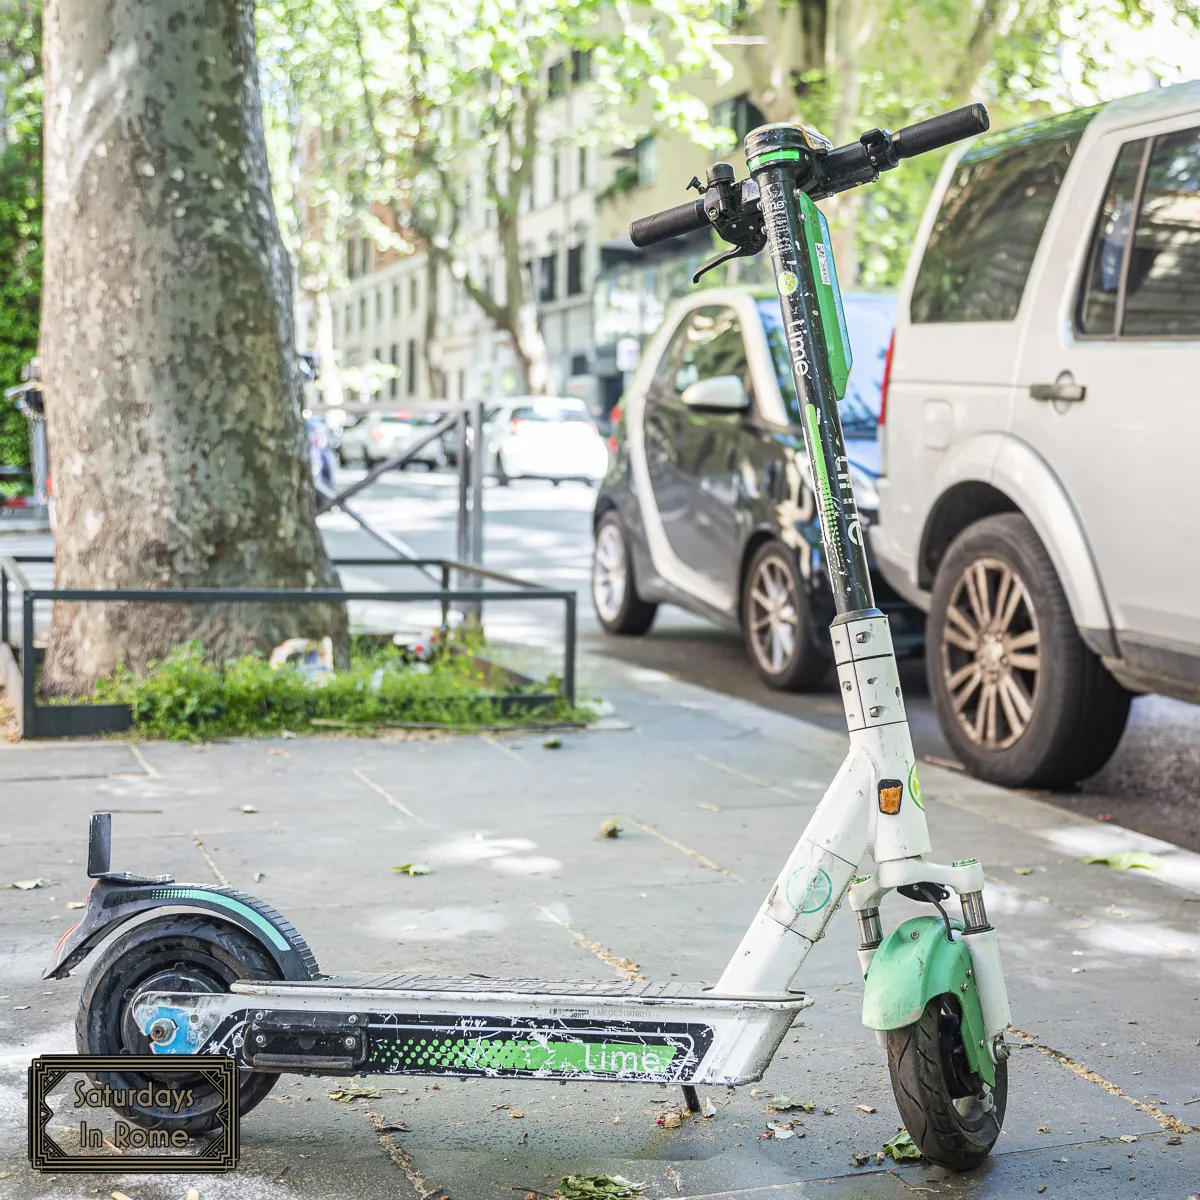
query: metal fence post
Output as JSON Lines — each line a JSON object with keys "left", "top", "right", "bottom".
{"left": 564, "top": 594, "right": 576, "bottom": 708}
{"left": 464, "top": 400, "right": 486, "bottom": 629}
{"left": 1, "top": 563, "right": 8, "bottom": 646}
{"left": 22, "top": 591, "right": 36, "bottom": 736}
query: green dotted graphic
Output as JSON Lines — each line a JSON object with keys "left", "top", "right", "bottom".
{"left": 367, "top": 1033, "right": 680, "bottom": 1077}
{"left": 777, "top": 270, "right": 799, "bottom": 296}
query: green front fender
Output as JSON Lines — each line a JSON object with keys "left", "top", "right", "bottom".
{"left": 861, "top": 916, "right": 993, "bottom": 1087}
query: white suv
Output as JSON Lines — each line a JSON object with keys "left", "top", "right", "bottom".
{"left": 874, "top": 81, "right": 1200, "bottom": 788}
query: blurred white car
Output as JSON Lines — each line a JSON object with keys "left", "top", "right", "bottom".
{"left": 486, "top": 397, "right": 608, "bottom": 486}
{"left": 337, "top": 411, "right": 447, "bottom": 469}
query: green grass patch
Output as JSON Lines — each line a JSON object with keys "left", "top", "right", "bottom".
{"left": 79, "top": 637, "right": 588, "bottom": 741}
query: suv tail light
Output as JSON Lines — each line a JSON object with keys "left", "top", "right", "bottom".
{"left": 878, "top": 331, "right": 895, "bottom": 428}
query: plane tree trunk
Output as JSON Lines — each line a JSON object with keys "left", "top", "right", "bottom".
{"left": 40, "top": 0, "right": 345, "bottom": 694}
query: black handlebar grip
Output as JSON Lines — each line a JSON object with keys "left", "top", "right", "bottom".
{"left": 629, "top": 199, "right": 708, "bottom": 248}
{"left": 892, "top": 103, "right": 990, "bottom": 160}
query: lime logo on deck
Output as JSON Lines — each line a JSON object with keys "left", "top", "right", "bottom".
{"left": 777, "top": 270, "right": 798, "bottom": 296}
{"left": 375, "top": 1035, "right": 679, "bottom": 1076}
{"left": 908, "top": 763, "right": 924, "bottom": 810}
{"left": 785, "top": 866, "right": 833, "bottom": 915}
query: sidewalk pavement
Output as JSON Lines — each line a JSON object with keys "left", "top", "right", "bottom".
{"left": 1, "top": 650, "right": 1197, "bottom": 1199}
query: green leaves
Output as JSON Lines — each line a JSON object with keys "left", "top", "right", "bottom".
{"left": 1083, "top": 851, "right": 1163, "bottom": 872}
{"left": 555, "top": 1175, "right": 646, "bottom": 1200}
{"left": 881, "top": 1127, "right": 923, "bottom": 1162}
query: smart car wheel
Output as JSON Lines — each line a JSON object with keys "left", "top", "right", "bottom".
{"left": 928, "top": 513, "right": 1130, "bottom": 788}
{"left": 742, "top": 541, "right": 828, "bottom": 691}
{"left": 592, "top": 513, "right": 657, "bottom": 635}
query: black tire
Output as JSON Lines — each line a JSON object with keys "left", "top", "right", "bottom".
{"left": 741, "top": 541, "right": 829, "bottom": 691}
{"left": 927, "top": 513, "right": 1130, "bottom": 788}
{"left": 495, "top": 454, "right": 510, "bottom": 487}
{"left": 887, "top": 994, "right": 1008, "bottom": 1171}
{"left": 592, "top": 512, "right": 657, "bottom": 635}
{"left": 76, "top": 916, "right": 281, "bottom": 1134}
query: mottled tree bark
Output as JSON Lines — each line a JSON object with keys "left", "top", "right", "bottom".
{"left": 41, "top": 0, "right": 345, "bottom": 693}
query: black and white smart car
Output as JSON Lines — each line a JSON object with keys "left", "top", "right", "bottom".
{"left": 592, "top": 286, "right": 922, "bottom": 690}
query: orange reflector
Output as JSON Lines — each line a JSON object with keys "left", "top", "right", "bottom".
{"left": 879, "top": 783, "right": 903, "bottom": 815}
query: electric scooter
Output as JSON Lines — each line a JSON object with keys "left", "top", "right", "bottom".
{"left": 48, "top": 101, "right": 1011, "bottom": 1171}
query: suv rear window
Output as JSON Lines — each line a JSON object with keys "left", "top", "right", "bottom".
{"left": 910, "top": 111, "right": 1093, "bottom": 323}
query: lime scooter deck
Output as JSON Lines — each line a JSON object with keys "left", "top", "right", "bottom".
{"left": 132, "top": 975, "right": 810, "bottom": 1085}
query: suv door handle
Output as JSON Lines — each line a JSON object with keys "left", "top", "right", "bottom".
{"left": 1029, "top": 381, "right": 1085, "bottom": 403}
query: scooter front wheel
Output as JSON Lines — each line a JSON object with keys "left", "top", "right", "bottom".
{"left": 76, "top": 915, "right": 281, "bottom": 1134}
{"left": 886, "top": 994, "right": 1007, "bottom": 1170}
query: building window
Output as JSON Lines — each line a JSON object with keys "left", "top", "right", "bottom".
{"left": 375, "top": 290, "right": 383, "bottom": 322}
{"left": 482, "top": 261, "right": 493, "bottom": 299}
{"left": 359, "top": 295, "right": 368, "bottom": 327}
{"left": 372, "top": 348, "right": 382, "bottom": 396}
{"left": 457, "top": 369, "right": 466, "bottom": 400}
{"left": 392, "top": 282, "right": 401, "bottom": 316}
{"left": 570, "top": 48, "right": 591, "bottom": 85}
{"left": 567, "top": 245, "right": 584, "bottom": 296}
{"left": 578, "top": 146, "right": 589, "bottom": 190}
{"left": 346, "top": 240, "right": 358, "bottom": 281}
{"left": 635, "top": 137, "right": 657, "bottom": 188}
{"left": 713, "top": 94, "right": 768, "bottom": 145}
{"left": 570, "top": 353, "right": 589, "bottom": 376}
{"left": 551, "top": 148, "right": 561, "bottom": 202}
{"left": 389, "top": 344, "right": 399, "bottom": 398}
{"left": 538, "top": 253, "right": 557, "bottom": 302}
{"left": 547, "top": 59, "right": 565, "bottom": 99}
{"left": 344, "top": 306, "right": 352, "bottom": 337}
{"left": 409, "top": 275, "right": 418, "bottom": 311}
{"left": 406, "top": 339, "right": 416, "bottom": 395}
{"left": 360, "top": 236, "right": 372, "bottom": 274}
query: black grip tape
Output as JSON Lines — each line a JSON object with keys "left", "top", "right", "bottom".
{"left": 892, "top": 104, "right": 990, "bottom": 160}
{"left": 629, "top": 199, "right": 707, "bottom": 248}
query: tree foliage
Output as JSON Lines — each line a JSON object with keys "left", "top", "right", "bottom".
{"left": 261, "top": 0, "right": 731, "bottom": 393}
{"left": 0, "top": 0, "right": 42, "bottom": 475}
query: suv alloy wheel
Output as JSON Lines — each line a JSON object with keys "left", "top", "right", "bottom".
{"left": 927, "top": 514, "right": 1131, "bottom": 787}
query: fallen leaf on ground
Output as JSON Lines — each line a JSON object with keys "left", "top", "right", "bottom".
{"left": 267, "top": 749, "right": 288, "bottom": 757}
{"left": 1038, "top": 1126, "right": 1052, "bottom": 1133}
{"left": 328, "top": 1085, "right": 382, "bottom": 1102}
{"left": 555, "top": 1174, "right": 646, "bottom": 1199}
{"left": 13, "top": 1005, "right": 30, "bottom": 1011}
{"left": 1013, "top": 866, "right": 1034, "bottom": 875}
{"left": 186, "top": 1190, "right": 199, "bottom": 1200}
{"left": 111, "top": 1192, "right": 136, "bottom": 1200}
{"left": 701, "top": 1096, "right": 717, "bottom": 1118}
{"left": 601, "top": 819, "right": 622, "bottom": 838}
{"left": 697, "top": 802, "right": 720, "bottom": 812}
{"left": 241, "top": 804, "right": 258, "bottom": 813}
{"left": 543, "top": 737, "right": 563, "bottom": 749}
{"left": 1117, "top": 1134, "right": 1137, "bottom": 1143}
{"left": 281, "top": 730, "right": 297, "bottom": 739}
{"left": 1083, "top": 851, "right": 1162, "bottom": 872}
{"left": 508, "top": 1108, "right": 524, "bottom": 1118}
{"left": 882, "top": 1128, "right": 922, "bottom": 1162}
{"left": 656, "top": 1111, "right": 683, "bottom": 1129}
{"left": 765, "top": 1121, "right": 798, "bottom": 1140}
{"left": 9, "top": 878, "right": 52, "bottom": 889}
{"left": 766, "top": 1096, "right": 815, "bottom": 1113}
{"left": 855, "top": 1105, "right": 876, "bottom": 1114}
{"left": 1167, "top": 1136, "right": 1182, "bottom": 1145}
{"left": 253, "top": 872, "right": 264, "bottom": 883}
{"left": 373, "top": 1120, "right": 411, "bottom": 1134}
{"left": 391, "top": 863, "right": 432, "bottom": 876}
{"left": 0, "top": 1172, "right": 11, "bottom": 1180}
{"left": 850, "top": 1151, "right": 869, "bottom": 1167}
{"left": 66, "top": 901, "right": 85, "bottom": 909}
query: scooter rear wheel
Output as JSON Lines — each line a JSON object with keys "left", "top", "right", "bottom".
{"left": 76, "top": 915, "right": 281, "bottom": 1134}
{"left": 886, "top": 993, "right": 1007, "bottom": 1170}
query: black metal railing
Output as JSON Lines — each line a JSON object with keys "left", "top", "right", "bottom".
{"left": 0, "top": 554, "right": 576, "bottom": 738}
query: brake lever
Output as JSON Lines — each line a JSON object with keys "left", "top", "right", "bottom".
{"left": 692, "top": 241, "right": 762, "bottom": 284}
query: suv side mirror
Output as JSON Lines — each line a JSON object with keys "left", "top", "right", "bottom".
{"left": 680, "top": 375, "right": 749, "bottom": 412}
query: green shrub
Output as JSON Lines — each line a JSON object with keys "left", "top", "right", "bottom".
{"left": 86, "top": 639, "right": 585, "bottom": 740}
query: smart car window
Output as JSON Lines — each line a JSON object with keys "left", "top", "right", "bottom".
{"left": 674, "top": 307, "right": 750, "bottom": 402}
{"left": 1077, "top": 139, "right": 1147, "bottom": 336}
{"left": 1122, "top": 126, "right": 1200, "bottom": 337}
{"left": 910, "top": 112, "right": 1091, "bottom": 323}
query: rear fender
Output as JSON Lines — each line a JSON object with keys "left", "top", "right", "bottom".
{"left": 861, "top": 915, "right": 992, "bottom": 1086}
{"left": 44, "top": 879, "right": 319, "bottom": 982}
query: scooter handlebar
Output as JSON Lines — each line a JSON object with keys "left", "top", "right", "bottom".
{"left": 891, "top": 103, "right": 990, "bottom": 160}
{"left": 629, "top": 198, "right": 708, "bottom": 248}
